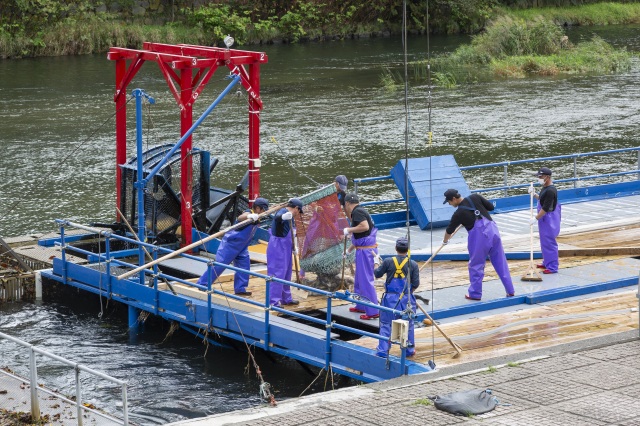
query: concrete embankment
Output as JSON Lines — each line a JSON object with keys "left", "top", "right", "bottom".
{"left": 170, "top": 329, "right": 640, "bottom": 425}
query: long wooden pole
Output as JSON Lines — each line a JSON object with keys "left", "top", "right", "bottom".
{"left": 117, "top": 202, "right": 286, "bottom": 280}
{"left": 339, "top": 237, "right": 348, "bottom": 290}
{"left": 522, "top": 183, "right": 542, "bottom": 282}
{"left": 418, "top": 224, "right": 462, "bottom": 273}
{"left": 289, "top": 219, "right": 300, "bottom": 283}
{"left": 415, "top": 299, "right": 462, "bottom": 358}
{"left": 116, "top": 207, "right": 178, "bottom": 295}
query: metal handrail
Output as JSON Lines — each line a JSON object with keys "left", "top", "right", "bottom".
{"left": 55, "top": 221, "right": 414, "bottom": 376}
{"left": 0, "top": 331, "right": 128, "bottom": 425}
{"left": 458, "top": 147, "right": 640, "bottom": 171}
{"left": 352, "top": 147, "right": 640, "bottom": 201}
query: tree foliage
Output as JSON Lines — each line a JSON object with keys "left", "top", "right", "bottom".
{"left": 1, "top": 0, "right": 500, "bottom": 40}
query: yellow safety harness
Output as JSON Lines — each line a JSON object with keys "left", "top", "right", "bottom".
{"left": 393, "top": 256, "right": 409, "bottom": 278}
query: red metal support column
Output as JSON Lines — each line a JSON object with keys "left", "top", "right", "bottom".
{"left": 248, "top": 63, "right": 261, "bottom": 204}
{"left": 115, "top": 58, "right": 127, "bottom": 220}
{"left": 180, "top": 68, "right": 193, "bottom": 247}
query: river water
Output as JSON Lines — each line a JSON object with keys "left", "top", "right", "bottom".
{"left": 1, "top": 26, "right": 639, "bottom": 424}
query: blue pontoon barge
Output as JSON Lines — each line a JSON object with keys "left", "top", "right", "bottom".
{"left": 40, "top": 145, "right": 640, "bottom": 383}
{"left": 38, "top": 38, "right": 640, "bottom": 386}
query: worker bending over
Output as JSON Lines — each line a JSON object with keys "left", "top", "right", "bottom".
{"left": 197, "top": 197, "right": 269, "bottom": 296}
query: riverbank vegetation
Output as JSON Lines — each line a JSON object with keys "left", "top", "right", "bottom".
{"left": 0, "top": 0, "right": 495, "bottom": 58}
{"left": 381, "top": 14, "right": 634, "bottom": 90}
{"left": 507, "top": 1, "right": 640, "bottom": 26}
{"left": 2, "top": 1, "right": 639, "bottom": 59}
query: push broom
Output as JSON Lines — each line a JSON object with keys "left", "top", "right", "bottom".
{"left": 418, "top": 224, "right": 462, "bottom": 273}
{"left": 415, "top": 295, "right": 463, "bottom": 358}
{"left": 522, "top": 183, "right": 542, "bottom": 282}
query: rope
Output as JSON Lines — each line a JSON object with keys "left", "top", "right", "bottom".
{"left": 270, "top": 136, "right": 320, "bottom": 187}
{"left": 180, "top": 211, "right": 277, "bottom": 406}
{"left": 424, "top": 0, "right": 437, "bottom": 366}
{"left": 233, "top": 89, "right": 322, "bottom": 192}
{"left": 299, "top": 367, "right": 326, "bottom": 397}
{"left": 399, "top": 0, "right": 416, "bottom": 356}
{"left": 160, "top": 321, "right": 179, "bottom": 344}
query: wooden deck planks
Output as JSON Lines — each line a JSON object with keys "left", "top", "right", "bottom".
{"left": 353, "top": 291, "right": 639, "bottom": 367}
{"left": 415, "top": 221, "right": 640, "bottom": 290}
{"left": 190, "top": 222, "right": 640, "bottom": 312}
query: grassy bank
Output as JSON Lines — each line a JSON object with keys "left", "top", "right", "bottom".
{"left": 0, "top": 12, "right": 395, "bottom": 59}
{"left": 1, "top": 1, "right": 639, "bottom": 59}
{"left": 506, "top": 2, "right": 640, "bottom": 25}
{"left": 0, "top": 14, "right": 206, "bottom": 58}
{"left": 381, "top": 14, "right": 634, "bottom": 90}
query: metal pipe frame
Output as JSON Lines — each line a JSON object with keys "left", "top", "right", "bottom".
{"left": 0, "top": 331, "right": 128, "bottom": 424}
{"left": 51, "top": 221, "right": 413, "bottom": 378}
{"left": 352, "top": 147, "right": 640, "bottom": 206}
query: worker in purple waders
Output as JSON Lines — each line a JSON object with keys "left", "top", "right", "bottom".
{"left": 442, "top": 189, "right": 515, "bottom": 301}
{"left": 529, "top": 167, "right": 561, "bottom": 274}
{"left": 197, "top": 197, "right": 269, "bottom": 296}
{"left": 343, "top": 192, "right": 380, "bottom": 320}
{"left": 267, "top": 198, "right": 304, "bottom": 307}
{"left": 374, "top": 237, "right": 420, "bottom": 357}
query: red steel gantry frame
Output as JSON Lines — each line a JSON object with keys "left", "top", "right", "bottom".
{"left": 107, "top": 42, "right": 268, "bottom": 247}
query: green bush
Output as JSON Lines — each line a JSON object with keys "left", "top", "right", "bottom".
{"left": 472, "top": 15, "right": 564, "bottom": 59}
{"left": 394, "top": 15, "right": 632, "bottom": 88}
{"left": 183, "top": 4, "right": 250, "bottom": 45}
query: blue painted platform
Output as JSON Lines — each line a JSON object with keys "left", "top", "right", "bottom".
{"left": 35, "top": 148, "right": 640, "bottom": 386}
{"left": 414, "top": 257, "right": 640, "bottom": 321}
{"left": 323, "top": 258, "right": 640, "bottom": 328}
{"left": 41, "top": 255, "right": 431, "bottom": 383}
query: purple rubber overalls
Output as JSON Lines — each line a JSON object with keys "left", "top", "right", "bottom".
{"left": 352, "top": 228, "right": 380, "bottom": 316}
{"left": 376, "top": 256, "right": 416, "bottom": 357}
{"left": 462, "top": 199, "right": 514, "bottom": 299}
{"left": 267, "top": 209, "right": 295, "bottom": 306}
{"left": 537, "top": 199, "right": 562, "bottom": 273}
{"left": 197, "top": 212, "right": 257, "bottom": 293}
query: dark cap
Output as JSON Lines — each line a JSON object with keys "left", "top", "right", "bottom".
{"left": 535, "top": 167, "right": 552, "bottom": 177}
{"left": 287, "top": 198, "right": 303, "bottom": 213}
{"left": 334, "top": 175, "right": 348, "bottom": 191}
{"left": 443, "top": 189, "right": 460, "bottom": 204}
{"left": 344, "top": 192, "right": 359, "bottom": 204}
{"left": 253, "top": 197, "right": 269, "bottom": 210}
{"left": 395, "top": 237, "right": 409, "bottom": 251}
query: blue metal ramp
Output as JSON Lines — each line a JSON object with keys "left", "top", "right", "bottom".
{"left": 390, "top": 155, "right": 470, "bottom": 230}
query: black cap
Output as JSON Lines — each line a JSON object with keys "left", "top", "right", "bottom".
{"left": 396, "top": 237, "right": 409, "bottom": 251}
{"left": 344, "top": 192, "right": 359, "bottom": 204}
{"left": 535, "top": 167, "right": 552, "bottom": 177}
{"left": 287, "top": 198, "right": 303, "bottom": 213}
{"left": 253, "top": 197, "right": 269, "bottom": 210}
{"left": 443, "top": 189, "right": 459, "bottom": 204}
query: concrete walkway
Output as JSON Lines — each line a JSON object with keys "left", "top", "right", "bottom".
{"left": 170, "top": 329, "right": 640, "bottom": 425}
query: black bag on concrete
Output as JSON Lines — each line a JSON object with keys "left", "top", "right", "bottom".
{"left": 430, "top": 389, "right": 498, "bottom": 416}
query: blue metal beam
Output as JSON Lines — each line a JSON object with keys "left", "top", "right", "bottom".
{"left": 43, "top": 258, "right": 430, "bottom": 382}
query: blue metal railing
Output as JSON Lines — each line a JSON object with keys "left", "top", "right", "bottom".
{"left": 353, "top": 147, "right": 640, "bottom": 205}
{"left": 54, "top": 220, "right": 415, "bottom": 379}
